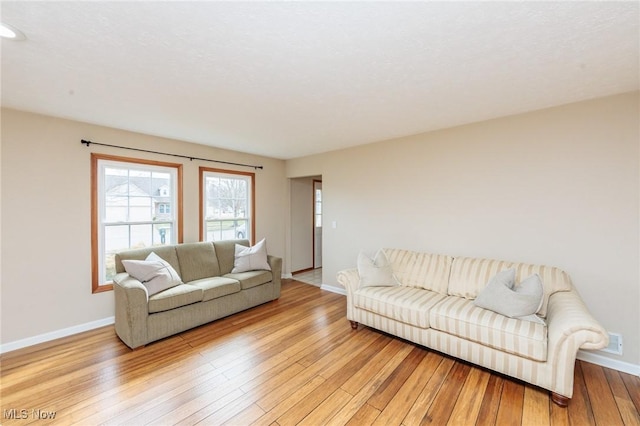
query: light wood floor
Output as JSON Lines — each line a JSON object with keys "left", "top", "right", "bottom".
{"left": 1, "top": 280, "right": 639, "bottom": 425}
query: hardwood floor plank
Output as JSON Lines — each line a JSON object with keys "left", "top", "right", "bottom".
{"left": 345, "top": 403, "right": 382, "bottom": 426}
{"left": 621, "top": 371, "right": 640, "bottom": 415}
{"left": 49, "top": 346, "right": 214, "bottom": 423}
{"left": 495, "top": 379, "right": 524, "bottom": 426}
{"left": 252, "top": 375, "right": 327, "bottom": 426}
{"left": 566, "top": 360, "right": 596, "bottom": 426}
{"left": 340, "top": 338, "right": 412, "bottom": 396}
{"left": 417, "top": 361, "right": 472, "bottom": 425}
{"left": 581, "top": 361, "right": 625, "bottom": 425}
{"left": 400, "top": 354, "right": 454, "bottom": 425}
{"left": 0, "top": 280, "right": 636, "bottom": 426}
{"left": 327, "top": 341, "right": 417, "bottom": 425}
{"left": 5, "top": 335, "right": 204, "bottom": 421}
{"left": 605, "top": 367, "right": 640, "bottom": 425}
{"left": 447, "top": 367, "right": 491, "bottom": 425}
{"left": 222, "top": 403, "right": 266, "bottom": 426}
{"left": 275, "top": 334, "right": 394, "bottom": 426}
{"left": 475, "top": 374, "right": 504, "bottom": 426}
{"left": 83, "top": 363, "right": 226, "bottom": 425}
{"left": 143, "top": 376, "right": 240, "bottom": 426}
{"left": 521, "top": 385, "right": 550, "bottom": 426}
{"left": 299, "top": 388, "right": 352, "bottom": 426}
{"left": 372, "top": 350, "right": 449, "bottom": 426}
{"left": 173, "top": 388, "right": 249, "bottom": 425}
{"left": 550, "top": 401, "right": 570, "bottom": 426}
{"left": 366, "top": 346, "right": 428, "bottom": 411}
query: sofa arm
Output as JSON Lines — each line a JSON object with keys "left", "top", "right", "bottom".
{"left": 546, "top": 289, "right": 609, "bottom": 397}
{"left": 337, "top": 268, "right": 361, "bottom": 322}
{"left": 113, "top": 273, "right": 149, "bottom": 349}
{"left": 267, "top": 255, "right": 282, "bottom": 299}
{"left": 337, "top": 268, "right": 360, "bottom": 294}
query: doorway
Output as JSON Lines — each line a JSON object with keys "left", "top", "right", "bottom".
{"left": 290, "top": 176, "right": 322, "bottom": 286}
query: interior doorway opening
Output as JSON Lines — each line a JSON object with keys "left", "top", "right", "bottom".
{"left": 290, "top": 175, "right": 322, "bottom": 286}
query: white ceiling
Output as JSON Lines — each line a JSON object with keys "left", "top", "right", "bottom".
{"left": 1, "top": 2, "right": 638, "bottom": 160}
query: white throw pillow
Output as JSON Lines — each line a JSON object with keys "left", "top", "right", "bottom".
{"left": 474, "top": 269, "right": 544, "bottom": 322}
{"left": 231, "top": 238, "right": 271, "bottom": 273}
{"left": 121, "top": 252, "right": 182, "bottom": 296}
{"left": 357, "top": 250, "right": 399, "bottom": 287}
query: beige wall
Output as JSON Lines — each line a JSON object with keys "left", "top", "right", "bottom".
{"left": 287, "top": 92, "right": 640, "bottom": 367}
{"left": 1, "top": 108, "right": 287, "bottom": 346}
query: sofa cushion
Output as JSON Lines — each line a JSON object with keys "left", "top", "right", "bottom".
{"left": 448, "top": 256, "right": 572, "bottom": 317}
{"left": 232, "top": 238, "right": 271, "bottom": 273}
{"left": 148, "top": 284, "right": 204, "bottom": 314}
{"left": 225, "top": 270, "right": 273, "bottom": 290}
{"left": 121, "top": 252, "right": 183, "bottom": 296}
{"left": 187, "top": 276, "right": 241, "bottom": 302}
{"left": 383, "top": 248, "right": 453, "bottom": 294}
{"left": 175, "top": 242, "right": 221, "bottom": 282}
{"left": 358, "top": 250, "right": 399, "bottom": 287}
{"left": 474, "top": 271, "right": 544, "bottom": 322}
{"left": 430, "top": 296, "right": 547, "bottom": 361}
{"left": 354, "top": 286, "right": 447, "bottom": 329}
{"left": 214, "top": 239, "right": 250, "bottom": 274}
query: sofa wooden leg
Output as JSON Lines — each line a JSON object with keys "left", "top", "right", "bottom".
{"left": 551, "top": 392, "right": 569, "bottom": 407}
{"left": 350, "top": 321, "right": 359, "bottom": 330}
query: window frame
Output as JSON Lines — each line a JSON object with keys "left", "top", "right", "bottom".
{"left": 199, "top": 167, "right": 255, "bottom": 244}
{"left": 91, "top": 153, "right": 183, "bottom": 293}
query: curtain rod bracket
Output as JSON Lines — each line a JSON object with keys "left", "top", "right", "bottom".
{"left": 81, "top": 139, "right": 263, "bottom": 170}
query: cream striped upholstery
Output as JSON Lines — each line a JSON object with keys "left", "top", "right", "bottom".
{"left": 383, "top": 248, "right": 453, "bottom": 294}
{"left": 429, "top": 296, "right": 547, "bottom": 361}
{"left": 348, "top": 305, "right": 555, "bottom": 393}
{"left": 338, "top": 249, "right": 609, "bottom": 400}
{"left": 448, "top": 256, "right": 573, "bottom": 317}
{"left": 354, "top": 286, "right": 447, "bottom": 328}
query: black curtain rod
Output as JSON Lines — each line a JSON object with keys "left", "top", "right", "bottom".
{"left": 81, "top": 139, "right": 263, "bottom": 170}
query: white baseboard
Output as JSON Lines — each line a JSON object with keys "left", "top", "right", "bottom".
{"left": 0, "top": 316, "right": 115, "bottom": 355}
{"left": 321, "top": 284, "right": 347, "bottom": 296}
{"left": 578, "top": 350, "right": 640, "bottom": 376}
{"left": 282, "top": 273, "right": 293, "bottom": 279}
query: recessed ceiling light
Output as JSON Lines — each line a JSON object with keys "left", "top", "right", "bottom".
{"left": 0, "top": 22, "right": 26, "bottom": 41}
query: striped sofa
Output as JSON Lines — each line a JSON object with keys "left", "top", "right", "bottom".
{"left": 337, "top": 248, "right": 608, "bottom": 406}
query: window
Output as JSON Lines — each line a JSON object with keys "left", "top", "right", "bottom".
{"left": 200, "top": 167, "right": 254, "bottom": 243}
{"left": 91, "top": 154, "right": 183, "bottom": 293}
{"left": 315, "top": 187, "right": 322, "bottom": 228}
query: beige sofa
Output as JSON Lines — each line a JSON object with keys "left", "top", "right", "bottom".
{"left": 113, "top": 239, "right": 281, "bottom": 349}
{"left": 337, "top": 248, "right": 608, "bottom": 406}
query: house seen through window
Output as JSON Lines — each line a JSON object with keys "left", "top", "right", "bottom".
{"left": 91, "top": 154, "right": 182, "bottom": 292}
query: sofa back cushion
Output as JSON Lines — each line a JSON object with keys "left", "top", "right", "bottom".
{"left": 214, "top": 239, "right": 250, "bottom": 275}
{"left": 448, "top": 256, "right": 573, "bottom": 317}
{"left": 382, "top": 248, "right": 453, "bottom": 294}
{"left": 175, "top": 242, "right": 220, "bottom": 283}
{"left": 115, "top": 246, "right": 181, "bottom": 277}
